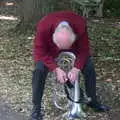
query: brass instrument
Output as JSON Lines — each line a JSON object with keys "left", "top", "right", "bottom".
{"left": 53, "top": 52, "right": 91, "bottom": 119}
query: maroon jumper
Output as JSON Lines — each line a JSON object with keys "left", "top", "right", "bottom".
{"left": 33, "top": 11, "right": 91, "bottom": 71}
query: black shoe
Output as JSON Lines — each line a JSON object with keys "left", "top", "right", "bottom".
{"left": 31, "top": 105, "right": 43, "bottom": 120}
{"left": 31, "top": 112, "right": 43, "bottom": 120}
{"left": 87, "top": 101, "right": 110, "bottom": 112}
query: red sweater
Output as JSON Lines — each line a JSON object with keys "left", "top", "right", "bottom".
{"left": 33, "top": 11, "right": 91, "bottom": 71}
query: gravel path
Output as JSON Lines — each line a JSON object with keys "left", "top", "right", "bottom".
{"left": 0, "top": 101, "right": 28, "bottom": 120}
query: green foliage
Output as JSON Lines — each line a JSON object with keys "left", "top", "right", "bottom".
{"left": 104, "top": 0, "right": 120, "bottom": 10}
{"left": 104, "top": 0, "right": 120, "bottom": 17}
{"left": 54, "top": 0, "right": 120, "bottom": 17}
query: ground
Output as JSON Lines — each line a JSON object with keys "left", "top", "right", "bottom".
{"left": 0, "top": 99, "right": 27, "bottom": 120}
{"left": 0, "top": 0, "right": 120, "bottom": 120}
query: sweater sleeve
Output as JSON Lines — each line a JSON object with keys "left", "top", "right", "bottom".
{"left": 33, "top": 22, "right": 57, "bottom": 71}
{"left": 74, "top": 24, "right": 91, "bottom": 70}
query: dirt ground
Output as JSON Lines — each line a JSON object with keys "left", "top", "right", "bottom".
{"left": 0, "top": 0, "right": 120, "bottom": 120}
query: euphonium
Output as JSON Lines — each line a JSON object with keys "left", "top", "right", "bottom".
{"left": 67, "top": 74, "right": 86, "bottom": 119}
{"left": 53, "top": 52, "right": 90, "bottom": 119}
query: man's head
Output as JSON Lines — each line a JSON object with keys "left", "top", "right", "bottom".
{"left": 53, "top": 21, "right": 76, "bottom": 49}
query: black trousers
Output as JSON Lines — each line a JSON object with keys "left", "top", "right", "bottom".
{"left": 32, "top": 56, "right": 97, "bottom": 107}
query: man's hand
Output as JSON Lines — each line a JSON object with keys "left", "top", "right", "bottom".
{"left": 68, "top": 67, "right": 80, "bottom": 83}
{"left": 54, "top": 67, "right": 68, "bottom": 84}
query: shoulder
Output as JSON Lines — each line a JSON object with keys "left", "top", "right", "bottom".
{"left": 39, "top": 11, "right": 85, "bottom": 21}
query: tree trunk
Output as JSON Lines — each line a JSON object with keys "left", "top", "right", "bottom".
{"left": 15, "top": 0, "right": 72, "bottom": 31}
{"left": 17, "top": 0, "right": 72, "bottom": 23}
{"left": 17, "top": 0, "right": 55, "bottom": 24}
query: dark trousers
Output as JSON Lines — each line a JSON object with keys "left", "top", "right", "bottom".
{"left": 32, "top": 56, "right": 97, "bottom": 107}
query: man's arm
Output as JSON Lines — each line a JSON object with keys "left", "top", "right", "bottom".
{"left": 33, "top": 22, "right": 57, "bottom": 71}
{"left": 74, "top": 24, "right": 91, "bottom": 70}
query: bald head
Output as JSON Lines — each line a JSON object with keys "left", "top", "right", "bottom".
{"left": 53, "top": 21, "right": 76, "bottom": 49}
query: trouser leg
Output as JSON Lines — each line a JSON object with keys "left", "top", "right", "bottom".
{"left": 81, "top": 56, "right": 97, "bottom": 102}
{"left": 32, "top": 61, "right": 48, "bottom": 109}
